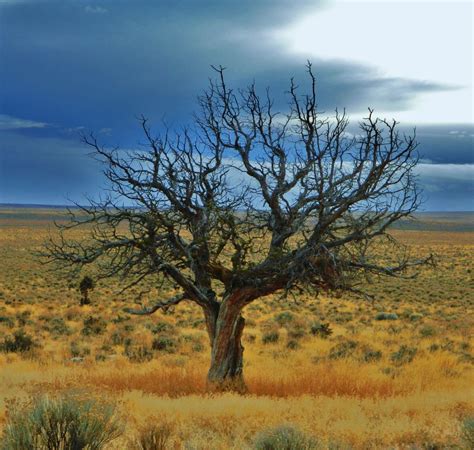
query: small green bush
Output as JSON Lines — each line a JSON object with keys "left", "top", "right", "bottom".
{"left": 262, "top": 330, "right": 280, "bottom": 344}
{"left": 0, "top": 329, "right": 35, "bottom": 353}
{"left": 0, "top": 315, "right": 15, "bottom": 328}
{"left": 329, "top": 340, "right": 358, "bottom": 360}
{"left": 15, "top": 310, "right": 32, "bottom": 326}
{"left": 124, "top": 343, "right": 154, "bottom": 363}
{"left": 461, "top": 416, "right": 474, "bottom": 448}
{"left": 287, "top": 324, "right": 307, "bottom": 340}
{"left": 287, "top": 339, "right": 300, "bottom": 350}
{"left": 362, "top": 348, "right": 383, "bottom": 363}
{"left": 70, "top": 341, "right": 91, "bottom": 358}
{"left": 419, "top": 325, "right": 436, "bottom": 337}
{"left": 391, "top": 345, "right": 417, "bottom": 366}
{"left": 409, "top": 313, "right": 423, "bottom": 321}
{"left": 152, "top": 336, "right": 177, "bottom": 353}
{"left": 274, "top": 311, "right": 295, "bottom": 326}
{"left": 375, "top": 312, "right": 398, "bottom": 321}
{"left": 253, "top": 425, "right": 318, "bottom": 450}
{"left": 112, "top": 314, "right": 130, "bottom": 324}
{"left": 150, "top": 321, "right": 175, "bottom": 334}
{"left": 111, "top": 329, "right": 127, "bottom": 346}
{"left": 134, "top": 421, "right": 173, "bottom": 450}
{"left": 45, "top": 317, "right": 71, "bottom": 336}
{"left": 82, "top": 316, "right": 107, "bottom": 336}
{"left": 1, "top": 394, "right": 122, "bottom": 450}
{"left": 310, "top": 322, "right": 333, "bottom": 338}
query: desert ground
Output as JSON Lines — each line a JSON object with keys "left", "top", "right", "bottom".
{"left": 0, "top": 207, "right": 473, "bottom": 449}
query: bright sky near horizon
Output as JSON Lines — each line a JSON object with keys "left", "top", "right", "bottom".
{"left": 273, "top": 0, "right": 473, "bottom": 123}
{"left": 0, "top": 0, "right": 472, "bottom": 210}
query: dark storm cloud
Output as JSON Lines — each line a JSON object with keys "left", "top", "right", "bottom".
{"left": 0, "top": 0, "right": 456, "bottom": 137}
{"left": 0, "top": 0, "right": 469, "bottom": 208}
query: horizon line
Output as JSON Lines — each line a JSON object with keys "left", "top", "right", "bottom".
{"left": 0, "top": 202, "right": 472, "bottom": 214}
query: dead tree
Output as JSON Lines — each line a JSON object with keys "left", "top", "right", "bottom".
{"left": 43, "top": 63, "right": 430, "bottom": 391}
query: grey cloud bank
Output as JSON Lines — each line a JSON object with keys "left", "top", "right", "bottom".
{"left": 0, "top": 0, "right": 472, "bottom": 209}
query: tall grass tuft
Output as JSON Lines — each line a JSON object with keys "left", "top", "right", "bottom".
{"left": 133, "top": 420, "right": 174, "bottom": 450}
{"left": 1, "top": 394, "right": 122, "bottom": 450}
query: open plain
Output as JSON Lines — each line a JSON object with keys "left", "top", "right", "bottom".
{"left": 0, "top": 208, "right": 473, "bottom": 449}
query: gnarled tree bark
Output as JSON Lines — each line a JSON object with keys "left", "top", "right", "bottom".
{"left": 206, "top": 294, "right": 246, "bottom": 391}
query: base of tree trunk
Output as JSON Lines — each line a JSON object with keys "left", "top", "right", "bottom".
{"left": 206, "top": 375, "right": 247, "bottom": 394}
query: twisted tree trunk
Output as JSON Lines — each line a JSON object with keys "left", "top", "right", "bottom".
{"left": 205, "top": 292, "right": 247, "bottom": 392}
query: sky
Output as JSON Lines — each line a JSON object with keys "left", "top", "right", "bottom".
{"left": 0, "top": 0, "right": 472, "bottom": 210}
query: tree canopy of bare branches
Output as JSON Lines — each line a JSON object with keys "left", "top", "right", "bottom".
{"left": 43, "top": 63, "right": 430, "bottom": 390}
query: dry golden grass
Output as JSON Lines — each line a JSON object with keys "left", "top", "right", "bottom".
{"left": 0, "top": 209, "right": 473, "bottom": 448}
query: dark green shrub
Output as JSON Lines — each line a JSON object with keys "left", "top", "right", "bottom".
{"left": 152, "top": 336, "right": 177, "bottom": 353}
{"left": 375, "top": 312, "right": 398, "bottom": 321}
{"left": 253, "top": 425, "right": 318, "bottom": 450}
{"left": 409, "top": 313, "right": 423, "bottom": 321}
{"left": 310, "top": 322, "right": 333, "bottom": 338}
{"left": 112, "top": 314, "right": 130, "bottom": 324}
{"left": 287, "top": 339, "right": 300, "bottom": 350}
{"left": 329, "top": 340, "right": 358, "bottom": 360}
{"left": 419, "top": 325, "right": 436, "bottom": 337}
{"left": 461, "top": 416, "right": 474, "bottom": 448}
{"left": 262, "top": 330, "right": 279, "bottom": 344}
{"left": 287, "top": 324, "right": 307, "bottom": 340}
{"left": 274, "top": 311, "right": 295, "bottom": 326}
{"left": 1, "top": 394, "right": 122, "bottom": 450}
{"left": 82, "top": 316, "right": 107, "bottom": 336}
{"left": 111, "top": 329, "right": 126, "bottom": 346}
{"left": 15, "top": 310, "right": 32, "bottom": 326}
{"left": 0, "top": 315, "right": 14, "bottom": 328}
{"left": 362, "top": 348, "right": 382, "bottom": 363}
{"left": 192, "top": 342, "right": 204, "bottom": 352}
{"left": 0, "top": 329, "right": 35, "bottom": 353}
{"left": 46, "top": 317, "right": 71, "bottom": 336}
{"left": 391, "top": 345, "right": 417, "bottom": 365}
{"left": 124, "top": 343, "right": 154, "bottom": 363}
{"left": 150, "top": 322, "right": 175, "bottom": 334}
{"left": 70, "top": 341, "right": 91, "bottom": 358}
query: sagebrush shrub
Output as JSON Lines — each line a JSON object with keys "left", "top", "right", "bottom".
{"left": 329, "top": 340, "right": 358, "bottom": 360}
{"left": 82, "top": 316, "right": 107, "bottom": 336}
{"left": 461, "top": 416, "right": 474, "bottom": 448}
{"left": 310, "top": 322, "right": 333, "bottom": 338}
{"left": 0, "top": 329, "right": 35, "bottom": 353}
{"left": 253, "top": 425, "right": 318, "bottom": 450}
{"left": 152, "top": 335, "right": 177, "bottom": 353}
{"left": 1, "top": 394, "right": 122, "bottom": 450}
{"left": 262, "top": 330, "right": 279, "bottom": 344}
{"left": 124, "top": 342, "right": 154, "bottom": 363}
{"left": 391, "top": 345, "right": 417, "bottom": 365}
{"left": 375, "top": 312, "right": 398, "bottom": 321}
{"left": 134, "top": 421, "right": 173, "bottom": 450}
{"left": 274, "top": 311, "right": 295, "bottom": 326}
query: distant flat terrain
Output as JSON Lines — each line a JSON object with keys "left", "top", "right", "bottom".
{"left": 1, "top": 205, "right": 473, "bottom": 232}
{"left": 392, "top": 212, "right": 474, "bottom": 232}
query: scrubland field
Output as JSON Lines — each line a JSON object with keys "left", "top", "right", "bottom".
{"left": 0, "top": 208, "right": 473, "bottom": 449}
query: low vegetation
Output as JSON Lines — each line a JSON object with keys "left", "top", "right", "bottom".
{"left": 0, "top": 209, "right": 473, "bottom": 448}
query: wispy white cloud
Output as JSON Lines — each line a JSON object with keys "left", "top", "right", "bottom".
{"left": 415, "top": 163, "right": 474, "bottom": 195}
{"left": 416, "top": 163, "right": 474, "bottom": 183}
{"left": 0, "top": 114, "right": 49, "bottom": 130}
